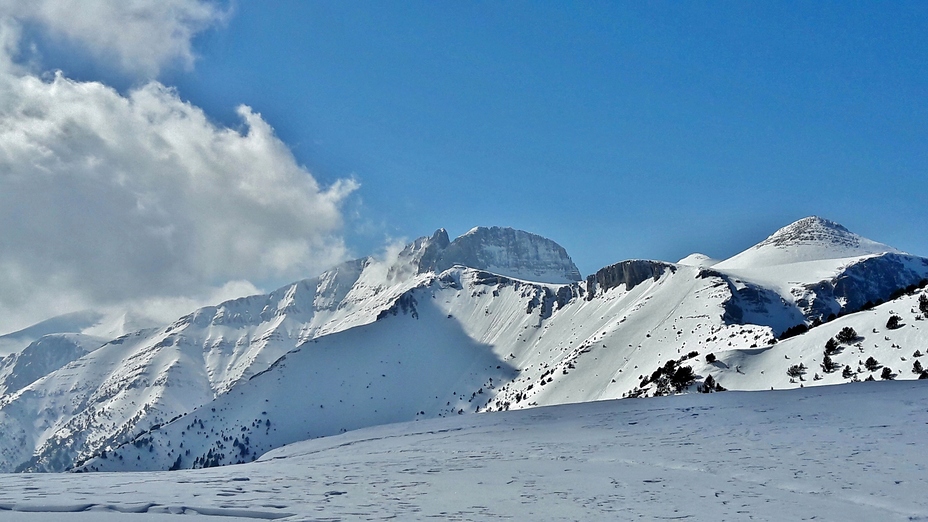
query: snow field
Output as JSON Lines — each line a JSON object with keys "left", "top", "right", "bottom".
{"left": 2, "top": 380, "right": 927, "bottom": 520}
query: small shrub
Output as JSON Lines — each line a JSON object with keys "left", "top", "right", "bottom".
{"left": 836, "top": 326, "right": 858, "bottom": 344}
{"left": 705, "top": 353, "right": 716, "bottom": 364}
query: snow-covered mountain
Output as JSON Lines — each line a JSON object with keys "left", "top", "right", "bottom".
{"left": 0, "top": 227, "right": 581, "bottom": 472}
{"left": 2, "top": 217, "right": 927, "bottom": 473}
{"left": 0, "top": 334, "right": 106, "bottom": 397}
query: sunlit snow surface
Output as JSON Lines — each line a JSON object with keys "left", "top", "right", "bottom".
{"left": 1, "top": 381, "right": 926, "bottom": 521}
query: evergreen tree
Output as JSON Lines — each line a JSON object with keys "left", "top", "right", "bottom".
{"left": 920, "top": 294, "right": 928, "bottom": 315}
{"left": 836, "top": 326, "right": 858, "bottom": 344}
{"left": 786, "top": 363, "right": 807, "bottom": 378}
{"left": 881, "top": 367, "right": 893, "bottom": 380}
{"left": 842, "top": 365, "right": 853, "bottom": 378}
{"left": 701, "top": 375, "right": 716, "bottom": 393}
{"left": 670, "top": 365, "right": 695, "bottom": 392}
{"left": 821, "top": 354, "right": 839, "bottom": 373}
{"left": 824, "top": 337, "right": 839, "bottom": 355}
{"left": 865, "top": 356, "right": 880, "bottom": 372}
{"left": 914, "top": 360, "right": 924, "bottom": 375}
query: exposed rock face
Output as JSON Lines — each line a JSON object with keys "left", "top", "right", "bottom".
{"left": 411, "top": 226, "right": 581, "bottom": 284}
{"left": 586, "top": 260, "right": 675, "bottom": 298}
{"left": 390, "top": 228, "right": 450, "bottom": 281}
{"left": 799, "top": 254, "right": 928, "bottom": 320}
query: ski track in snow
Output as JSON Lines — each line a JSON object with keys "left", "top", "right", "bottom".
{"left": 1, "top": 381, "right": 926, "bottom": 521}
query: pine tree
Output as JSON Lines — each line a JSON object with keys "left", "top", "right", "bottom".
{"left": 920, "top": 294, "right": 928, "bottom": 315}
{"left": 670, "top": 365, "right": 695, "bottom": 392}
{"left": 836, "top": 326, "right": 858, "bottom": 344}
{"left": 821, "top": 354, "right": 839, "bottom": 373}
{"left": 914, "top": 360, "right": 924, "bottom": 375}
{"left": 881, "top": 367, "right": 893, "bottom": 380}
{"left": 701, "top": 375, "right": 716, "bottom": 393}
{"left": 787, "top": 363, "right": 807, "bottom": 378}
{"left": 865, "top": 356, "right": 880, "bottom": 372}
{"left": 842, "top": 365, "right": 853, "bottom": 378}
{"left": 824, "top": 338, "right": 839, "bottom": 355}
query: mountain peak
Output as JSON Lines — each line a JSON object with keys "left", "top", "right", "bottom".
{"left": 716, "top": 216, "right": 900, "bottom": 269}
{"left": 759, "top": 216, "right": 855, "bottom": 249}
{"left": 400, "top": 226, "right": 581, "bottom": 283}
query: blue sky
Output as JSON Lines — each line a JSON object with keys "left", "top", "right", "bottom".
{"left": 178, "top": 1, "right": 928, "bottom": 274}
{"left": 0, "top": 1, "right": 926, "bottom": 332}
{"left": 45, "top": 1, "right": 928, "bottom": 274}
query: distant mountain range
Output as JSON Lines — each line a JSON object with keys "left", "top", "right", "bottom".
{"left": 1, "top": 218, "right": 926, "bottom": 473}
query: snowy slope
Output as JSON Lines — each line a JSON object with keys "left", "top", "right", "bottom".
{"left": 0, "top": 310, "right": 164, "bottom": 359}
{"left": 0, "top": 311, "right": 103, "bottom": 357}
{"left": 87, "top": 259, "right": 928, "bottom": 471}
{"left": 6, "top": 216, "right": 928, "bottom": 474}
{"left": 0, "top": 334, "right": 106, "bottom": 397}
{"left": 4, "top": 381, "right": 928, "bottom": 521}
{"left": 0, "top": 227, "right": 581, "bottom": 472}
{"left": 0, "top": 265, "right": 428, "bottom": 472}
{"left": 714, "top": 217, "right": 926, "bottom": 318}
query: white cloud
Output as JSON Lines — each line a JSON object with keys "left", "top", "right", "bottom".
{"left": 0, "top": 0, "right": 226, "bottom": 77}
{"left": 0, "top": 28, "right": 360, "bottom": 335}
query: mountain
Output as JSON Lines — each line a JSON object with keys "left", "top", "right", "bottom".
{"left": 3, "top": 217, "right": 928, "bottom": 473}
{"left": 77, "top": 217, "right": 928, "bottom": 472}
{"left": 0, "top": 333, "right": 107, "bottom": 397}
{"left": 0, "top": 227, "right": 580, "bottom": 472}
{"left": 0, "top": 309, "right": 159, "bottom": 358}
{"left": 711, "top": 216, "right": 927, "bottom": 322}
{"left": 715, "top": 216, "right": 899, "bottom": 268}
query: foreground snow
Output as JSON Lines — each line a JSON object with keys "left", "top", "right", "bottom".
{"left": 2, "top": 380, "right": 926, "bottom": 521}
